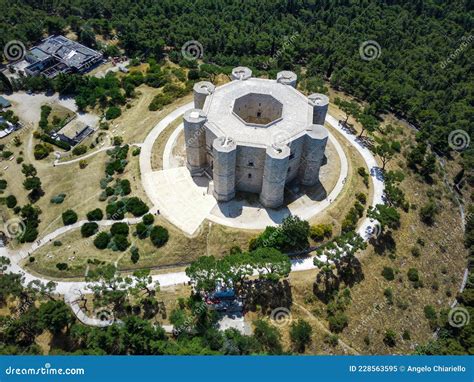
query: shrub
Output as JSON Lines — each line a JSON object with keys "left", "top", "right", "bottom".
{"left": 384, "top": 288, "right": 393, "bottom": 305}
{"left": 56, "top": 263, "right": 68, "bottom": 271}
{"left": 411, "top": 246, "right": 421, "bottom": 257}
{"left": 383, "top": 329, "right": 397, "bottom": 347}
{"left": 112, "top": 234, "right": 129, "bottom": 251}
{"left": 119, "top": 179, "right": 131, "bottom": 195}
{"left": 407, "top": 268, "right": 419, "bottom": 282}
{"left": 419, "top": 200, "right": 438, "bottom": 225}
{"left": 72, "top": 145, "right": 87, "bottom": 156}
{"left": 105, "top": 106, "right": 121, "bottom": 120}
{"left": 424, "top": 305, "right": 437, "bottom": 321}
{"left": 356, "top": 192, "right": 367, "bottom": 205}
{"left": 53, "top": 240, "right": 62, "bottom": 246}
{"left": 106, "top": 202, "right": 125, "bottom": 220}
{"left": 94, "top": 232, "right": 110, "bottom": 249}
{"left": 79, "top": 160, "right": 88, "bottom": 169}
{"left": 0, "top": 179, "right": 7, "bottom": 190}
{"left": 328, "top": 311, "right": 348, "bottom": 333}
{"left": 131, "top": 247, "right": 140, "bottom": 264}
{"left": 381, "top": 267, "right": 395, "bottom": 281}
{"left": 142, "top": 213, "right": 154, "bottom": 226}
{"left": 289, "top": 319, "right": 313, "bottom": 353}
{"left": 132, "top": 147, "right": 141, "bottom": 156}
{"left": 125, "top": 197, "right": 149, "bottom": 217}
{"left": 150, "top": 225, "right": 169, "bottom": 247}
{"left": 33, "top": 144, "right": 51, "bottom": 160}
{"left": 81, "top": 222, "right": 99, "bottom": 238}
{"left": 87, "top": 208, "right": 103, "bottom": 221}
{"left": 309, "top": 224, "right": 333, "bottom": 241}
{"left": 111, "top": 222, "right": 129, "bottom": 236}
{"left": 50, "top": 193, "right": 66, "bottom": 204}
{"left": 6, "top": 195, "right": 17, "bottom": 208}
{"left": 62, "top": 209, "right": 78, "bottom": 225}
{"left": 136, "top": 222, "right": 149, "bottom": 239}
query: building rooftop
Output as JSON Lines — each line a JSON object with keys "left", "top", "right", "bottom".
{"left": 0, "top": 96, "right": 11, "bottom": 108}
{"left": 203, "top": 78, "right": 313, "bottom": 148}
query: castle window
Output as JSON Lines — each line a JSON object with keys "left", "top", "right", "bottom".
{"left": 248, "top": 173, "right": 252, "bottom": 178}
{"left": 248, "top": 161, "right": 254, "bottom": 167}
{"left": 289, "top": 152, "right": 295, "bottom": 160}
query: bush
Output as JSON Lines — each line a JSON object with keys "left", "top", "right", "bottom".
{"left": 142, "top": 213, "right": 154, "bottom": 226}
{"left": 381, "top": 267, "right": 395, "bottom": 281}
{"left": 111, "top": 222, "right": 129, "bottom": 236}
{"left": 72, "top": 145, "right": 87, "bottom": 156}
{"left": 6, "top": 195, "right": 17, "bottom": 208}
{"left": 62, "top": 209, "right": 78, "bottom": 225}
{"left": 112, "top": 234, "right": 129, "bottom": 251}
{"left": 328, "top": 311, "right": 348, "bottom": 333}
{"left": 119, "top": 179, "right": 131, "bottom": 195}
{"left": 105, "top": 106, "right": 122, "bottom": 120}
{"left": 420, "top": 200, "right": 438, "bottom": 225}
{"left": 132, "top": 147, "right": 141, "bottom": 156}
{"left": 131, "top": 247, "right": 140, "bottom": 263}
{"left": 383, "top": 329, "right": 397, "bottom": 347}
{"left": 411, "top": 246, "right": 421, "bottom": 257}
{"left": 407, "top": 268, "right": 419, "bottom": 282}
{"left": 136, "top": 222, "right": 149, "bottom": 239}
{"left": 94, "top": 232, "right": 110, "bottom": 249}
{"left": 125, "top": 197, "right": 149, "bottom": 216}
{"left": 424, "top": 305, "right": 437, "bottom": 321}
{"left": 106, "top": 202, "right": 125, "bottom": 220}
{"left": 53, "top": 240, "right": 62, "bottom": 246}
{"left": 150, "top": 225, "right": 169, "bottom": 247}
{"left": 309, "top": 224, "right": 332, "bottom": 241}
{"left": 33, "top": 143, "right": 51, "bottom": 160}
{"left": 50, "top": 193, "right": 66, "bottom": 204}
{"left": 56, "top": 263, "right": 68, "bottom": 271}
{"left": 356, "top": 192, "right": 367, "bottom": 205}
{"left": 81, "top": 222, "right": 99, "bottom": 238}
{"left": 289, "top": 319, "right": 313, "bottom": 353}
{"left": 87, "top": 208, "right": 103, "bottom": 221}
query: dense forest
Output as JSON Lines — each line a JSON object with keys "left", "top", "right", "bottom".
{"left": 0, "top": 0, "right": 473, "bottom": 159}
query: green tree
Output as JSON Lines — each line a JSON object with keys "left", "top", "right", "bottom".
{"left": 289, "top": 319, "right": 313, "bottom": 352}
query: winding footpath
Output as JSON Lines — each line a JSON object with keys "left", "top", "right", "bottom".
{"left": 2, "top": 101, "right": 384, "bottom": 327}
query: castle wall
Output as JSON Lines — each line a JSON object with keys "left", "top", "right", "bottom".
{"left": 183, "top": 109, "right": 207, "bottom": 174}
{"left": 260, "top": 145, "right": 290, "bottom": 208}
{"left": 234, "top": 145, "right": 266, "bottom": 193}
{"left": 212, "top": 137, "right": 237, "bottom": 202}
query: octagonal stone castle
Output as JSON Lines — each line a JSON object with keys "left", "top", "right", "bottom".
{"left": 184, "top": 67, "right": 329, "bottom": 209}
